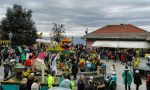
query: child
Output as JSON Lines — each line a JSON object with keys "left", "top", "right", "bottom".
{"left": 111, "top": 64, "right": 117, "bottom": 74}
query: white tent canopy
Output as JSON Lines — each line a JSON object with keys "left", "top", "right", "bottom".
{"left": 92, "top": 41, "right": 150, "bottom": 48}
{"left": 36, "top": 39, "right": 51, "bottom": 43}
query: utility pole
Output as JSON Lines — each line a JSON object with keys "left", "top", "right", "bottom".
{"left": 85, "top": 28, "right": 88, "bottom": 49}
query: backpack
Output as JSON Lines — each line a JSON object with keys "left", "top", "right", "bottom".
{"left": 147, "top": 75, "right": 150, "bottom": 82}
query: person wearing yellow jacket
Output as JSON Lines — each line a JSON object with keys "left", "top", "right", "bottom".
{"left": 71, "top": 80, "right": 74, "bottom": 90}
{"left": 47, "top": 71, "right": 56, "bottom": 90}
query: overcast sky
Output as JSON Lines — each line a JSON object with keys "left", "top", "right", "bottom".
{"left": 0, "top": 0, "right": 150, "bottom": 36}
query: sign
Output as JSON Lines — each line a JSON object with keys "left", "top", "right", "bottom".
{"left": 0, "top": 40, "right": 11, "bottom": 45}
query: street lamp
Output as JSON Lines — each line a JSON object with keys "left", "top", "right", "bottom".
{"left": 39, "top": 32, "right": 43, "bottom": 47}
{"left": 9, "top": 32, "right": 13, "bottom": 47}
{"left": 85, "top": 28, "right": 88, "bottom": 49}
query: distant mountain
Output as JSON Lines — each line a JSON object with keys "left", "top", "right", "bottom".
{"left": 72, "top": 37, "right": 86, "bottom": 45}
{"left": 41, "top": 36, "right": 86, "bottom": 45}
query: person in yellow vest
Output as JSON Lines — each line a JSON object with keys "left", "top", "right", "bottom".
{"left": 71, "top": 80, "right": 74, "bottom": 90}
{"left": 67, "top": 74, "right": 74, "bottom": 90}
{"left": 47, "top": 71, "right": 56, "bottom": 90}
{"left": 22, "top": 68, "right": 30, "bottom": 78}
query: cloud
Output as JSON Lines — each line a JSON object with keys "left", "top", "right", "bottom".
{"left": 0, "top": 8, "right": 6, "bottom": 20}
{"left": 0, "top": 0, "right": 150, "bottom": 36}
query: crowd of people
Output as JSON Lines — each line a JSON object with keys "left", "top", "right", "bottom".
{"left": 0, "top": 44, "right": 150, "bottom": 90}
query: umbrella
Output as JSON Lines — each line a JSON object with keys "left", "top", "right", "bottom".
{"left": 52, "top": 87, "right": 71, "bottom": 90}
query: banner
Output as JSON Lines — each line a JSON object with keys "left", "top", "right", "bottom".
{"left": 0, "top": 40, "right": 11, "bottom": 45}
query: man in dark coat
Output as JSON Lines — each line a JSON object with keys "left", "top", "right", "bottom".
{"left": 72, "top": 61, "right": 78, "bottom": 80}
{"left": 3, "top": 60, "right": 10, "bottom": 80}
{"left": 84, "top": 80, "right": 96, "bottom": 90}
{"left": 27, "top": 73, "right": 35, "bottom": 90}
{"left": 133, "top": 70, "right": 142, "bottom": 90}
{"left": 2, "top": 47, "right": 9, "bottom": 61}
{"left": 78, "top": 75, "right": 85, "bottom": 90}
{"left": 20, "top": 78, "right": 28, "bottom": 90}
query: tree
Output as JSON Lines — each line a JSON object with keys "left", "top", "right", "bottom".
{"left": 51, "top": 23, "right": 65, "bottom": 42}
{"left": 1, "top": 4, "right": 37, "bottom": 46}
{"left": 0, "top": 25, "right": 7, "bottom": 40}
{"left": 0, "top": 26, "right": 2, "bottom": 39}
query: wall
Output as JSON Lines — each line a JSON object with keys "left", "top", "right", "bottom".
{"left": 87, "top": 39, "right": 94, "bottom": 49}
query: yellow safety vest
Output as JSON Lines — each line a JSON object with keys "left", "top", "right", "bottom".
{"left": 71, "top": 80, "right": 74, "bottom": 90}
{"left": 47, "top": 75, "right": 54, "bottom": 89}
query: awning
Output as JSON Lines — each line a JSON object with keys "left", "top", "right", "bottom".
{"left": 36, "top": 39, "right": 51, "bottom": 43}
{"left": 92, "top": 41, "right": 150, "bottom": 48}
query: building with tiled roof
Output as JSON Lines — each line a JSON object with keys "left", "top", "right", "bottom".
{"left": 83, "top": 24, "right": 150, "bottom": 49}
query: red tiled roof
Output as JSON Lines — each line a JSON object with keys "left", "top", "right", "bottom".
{"left": 91, "top": 24, "right": 148, "bottom": 35}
